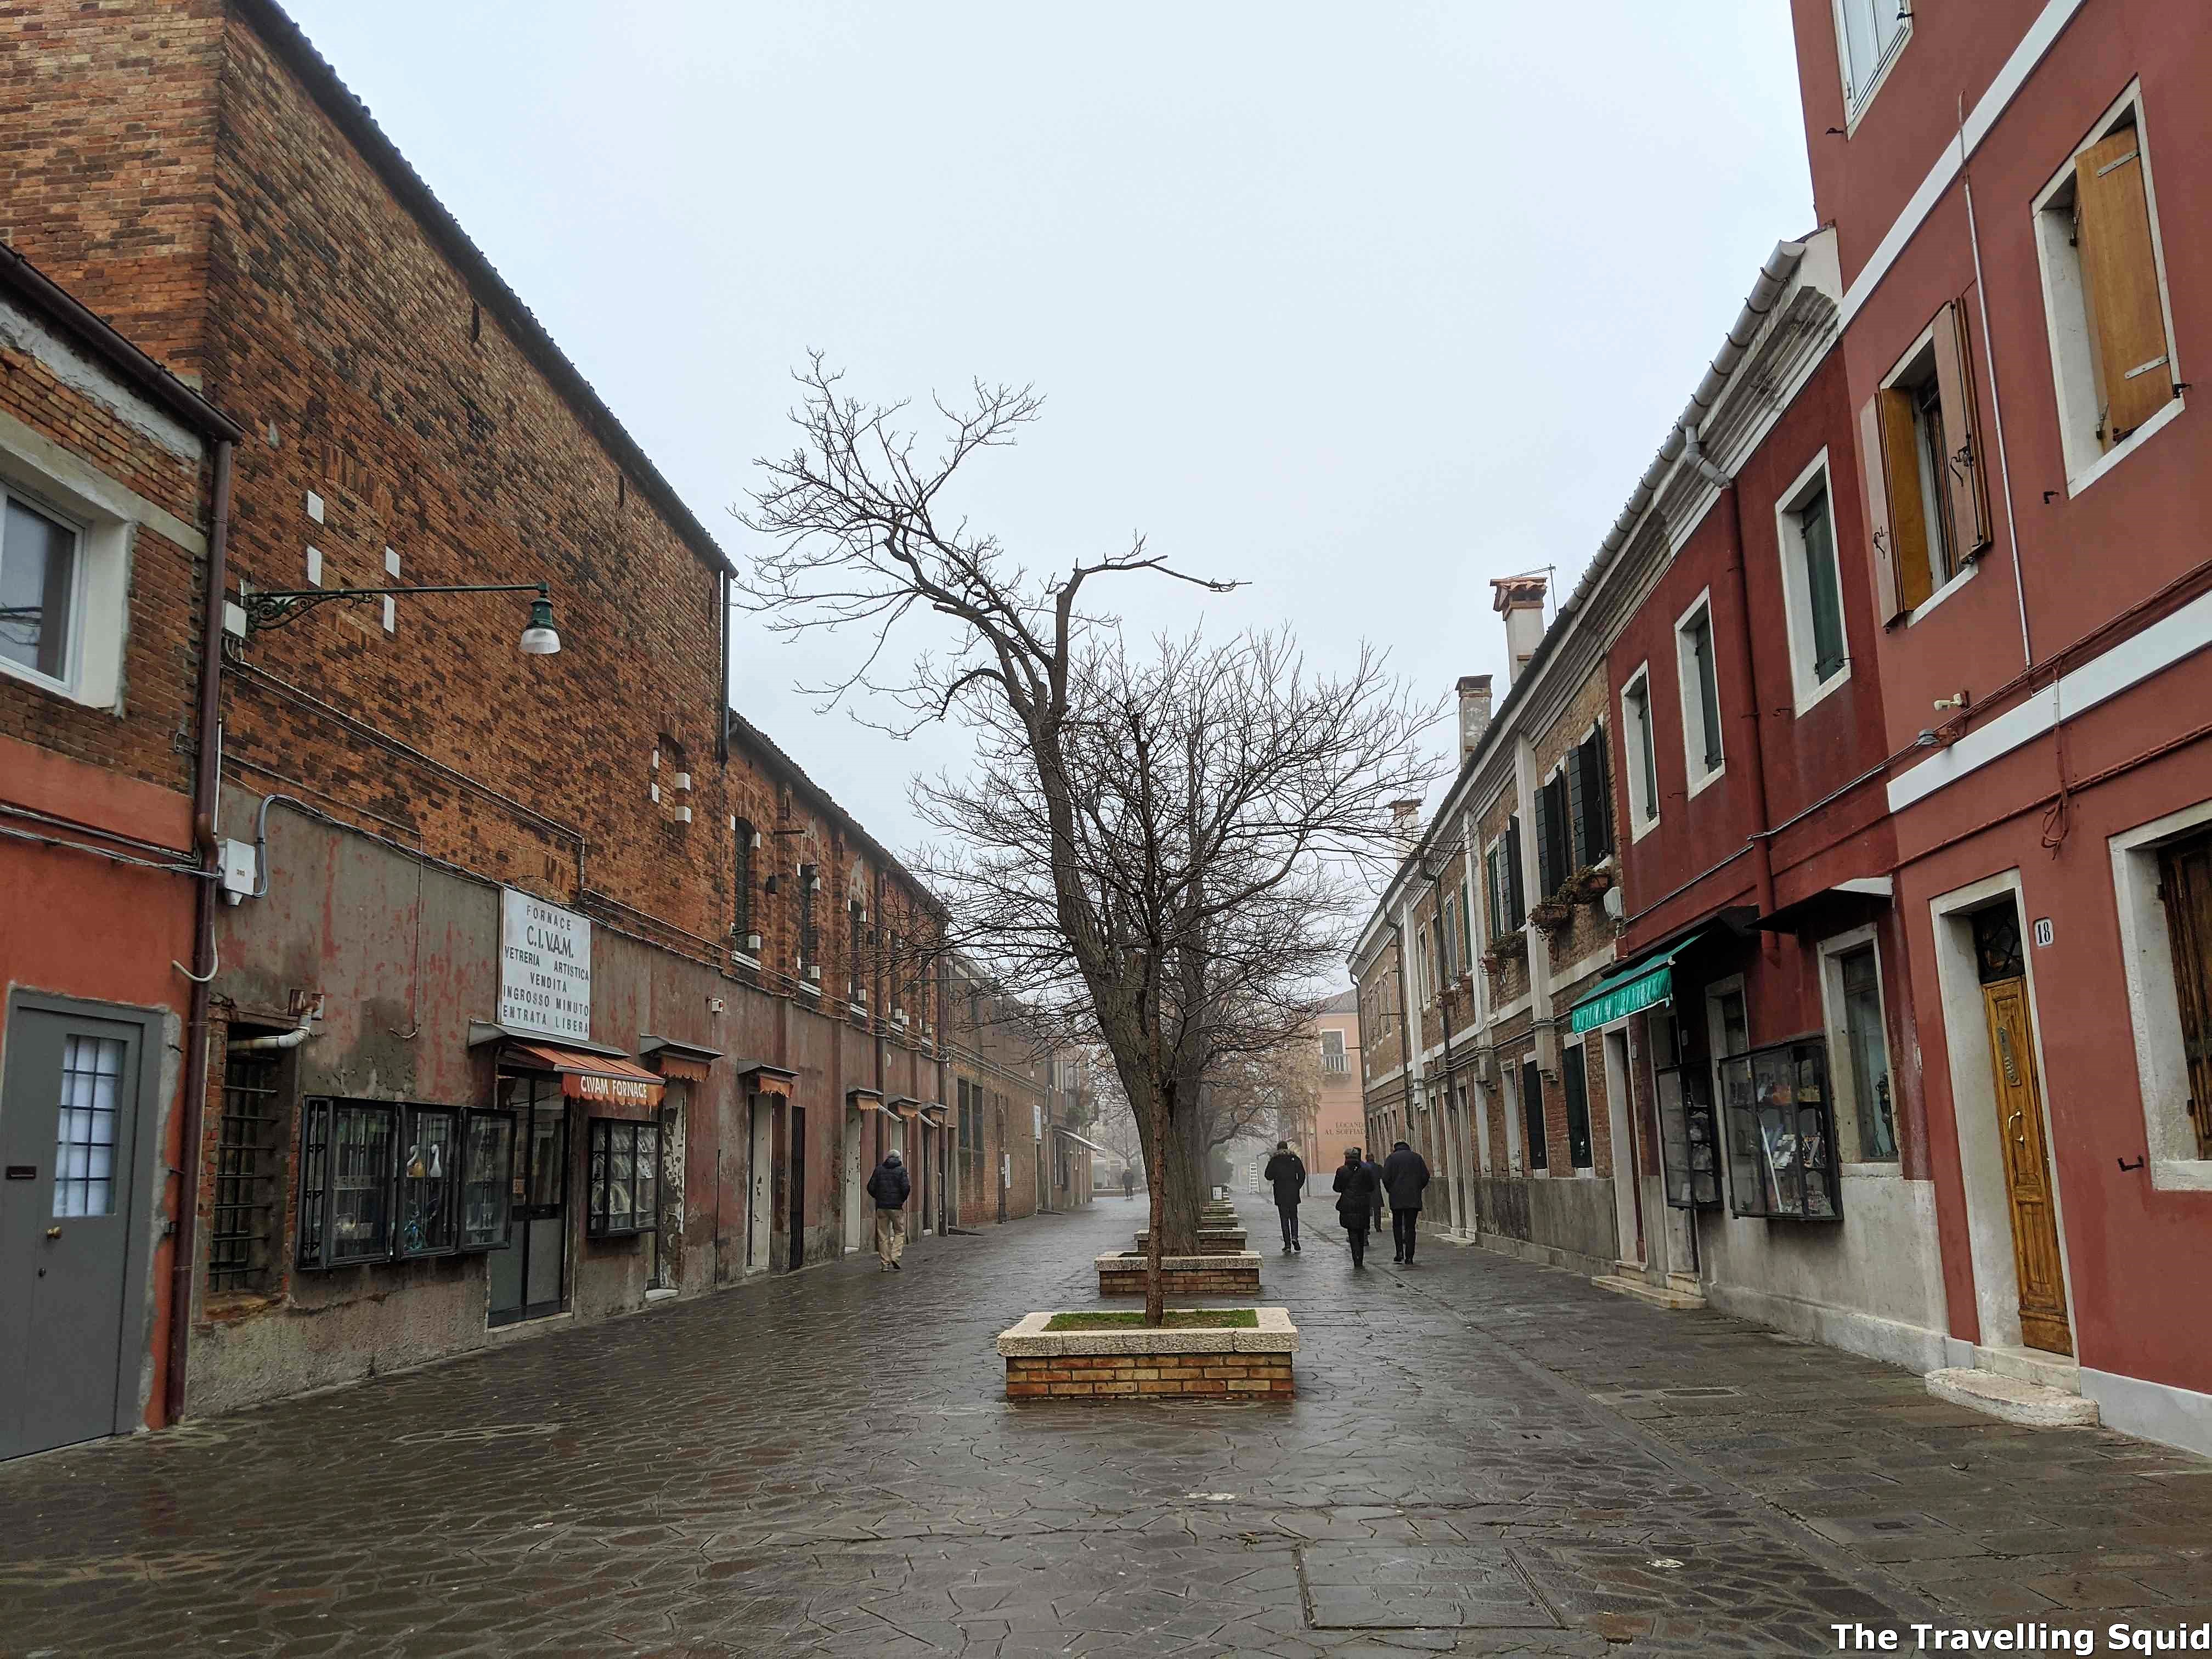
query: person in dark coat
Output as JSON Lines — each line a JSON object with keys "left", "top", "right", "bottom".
{"left": 1262, "top": 1141, "right": 1307, "bottom": 1253}
{"left": 864, "top": 1150, "right": 911, "bottom": 1271}
{"left": 1332, "top": 1147, "right": 1377, "bottom": 1268}
{"left": 1381, "top": 1138, "right": 1432, "bottom": 1264}
{"left": 1121, "top": 1166, "right": 1135, "bottom": 1200}
{"left": 1361, "top": 1150, "right": 1386, "bottom": 1237}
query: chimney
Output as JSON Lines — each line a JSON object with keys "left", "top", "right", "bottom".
{"left": 1389, "top": 797, "right": 1423, "bottom": 852}
{"left": 1491, "top": 574, "right": 1548, "bottom": 686}
{"left": 1455, "top": 674, "right": 1493, "bottom": 761}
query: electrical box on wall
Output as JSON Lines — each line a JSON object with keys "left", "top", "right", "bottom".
{"left": 218, "top": 838, "right": 257, "bottom": 904}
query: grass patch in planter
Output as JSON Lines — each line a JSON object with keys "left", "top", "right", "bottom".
{"left": 1044, "top": 1309, "right": 1260, "bottom": 1332}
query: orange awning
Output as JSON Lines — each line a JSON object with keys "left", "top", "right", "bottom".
{"left": 505, "top": 1043, "right": 665, "bottom": 1116}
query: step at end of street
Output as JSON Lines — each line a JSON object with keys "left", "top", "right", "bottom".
{"left": 1925, "top": 1367, "right": 2101, "bottom": 1427}
{"left": 1590, "top": 1273, "right": 1707, "bottom": 1311}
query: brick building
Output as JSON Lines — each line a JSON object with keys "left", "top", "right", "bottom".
{"left": 0, "top": 0, "right": 1062, "bottom": 1448}
{"left": 0, "top": 246, "right": 241, "bottom": 1460}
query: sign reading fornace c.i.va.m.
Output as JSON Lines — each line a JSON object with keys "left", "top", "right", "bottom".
{"left": 499, "top": 889, "right": 593, "bottom": 1041}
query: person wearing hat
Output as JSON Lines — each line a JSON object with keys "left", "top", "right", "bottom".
{"left": 865, "top": 1149, "right": 911, "bottom": 1271}
{"left": 1262, "top": 1140, "right": 1307, "bottom": 1254}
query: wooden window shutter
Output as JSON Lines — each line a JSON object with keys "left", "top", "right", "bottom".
{"left": 1858, "top": 394, "right": 1904, "bottom": 626}
{"left": 1533, "top": 783, "right": 1555, "bottom": 896}
{"left": 1930, "top": 301, "right": 1993, "bottom": 557}
{"left": 1584, "top": 727, "right": 1612, "bottom": 859}
{"left": 1506, "top": 815, "right": 1526, "bottom": 927}
{"left": 1876, "top": 388, "right": 1934, "bottom": 611}
{"left": 1564, "top": 748, "right": 1588, "bottom": 871}
{"left": 2076, "top": 127, "right": 2176, "bottom": 441}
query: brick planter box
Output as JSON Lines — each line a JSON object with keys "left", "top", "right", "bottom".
{"left": 996, "top": 1307, "right": 1299, "bottom": 1400}
{"left": 1096, "top": 1251, "right": 1262, "bottom": 1297}
{"left": 1131, "top": 1227, "right": 1246, "bottom": 1255}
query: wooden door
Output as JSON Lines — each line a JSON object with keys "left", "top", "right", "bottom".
{"left": 1980, "top": 978, "right": 2072, "bottom": 1355}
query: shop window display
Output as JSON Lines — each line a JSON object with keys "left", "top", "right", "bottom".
{"left": 1718, "top": 1039, "right": 1841, "bottom": 1221}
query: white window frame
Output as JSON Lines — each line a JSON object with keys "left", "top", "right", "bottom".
{"left": 0, "top": 457, "right": 133, "bottom": 713}
{"left": 1620, "top": 663, "right": 1660, "bottom": 842}
{"left": 1774, "top": 448, "right": 1854, "bottom": 718}
{"left": 1415, "top": 922, "right": 1432, "bottom": 1008}
{"left": 1816, "top": 923, "right": 1900, "bottom": 1169}
{"left": 2109, "top": 796, "right": 2212, "bottom": 1192}
{"left": 2030, "top": 80, "right": 2186, "bottom": 499}
{"left": 1876, "top": 321, "right": 1980, "bottom": 627}
{"left": 1831, "top": 0, "right": 1911, "bottom": 134}
{"left": 1673, "top": 589, "right": 1725, "bottom": 799}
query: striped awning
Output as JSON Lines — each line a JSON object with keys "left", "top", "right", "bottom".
{"left": 503, "top": 1043, "right": 665, "bottom": 1116}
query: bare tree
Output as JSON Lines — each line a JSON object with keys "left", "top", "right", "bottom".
{"left": 1197, "top": 1042, "right": 1321, "bottom": 1158}
{"left": 738, "top": 360, "right": 1440, "bottom": 1322}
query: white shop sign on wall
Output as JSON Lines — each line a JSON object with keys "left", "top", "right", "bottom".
{"left": 500, "top": 889, "right": 592, "bottom": 1041}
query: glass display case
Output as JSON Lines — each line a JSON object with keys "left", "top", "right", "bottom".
{"left": 1717, "top": 1038, "right": 1840, "bottom": 1221}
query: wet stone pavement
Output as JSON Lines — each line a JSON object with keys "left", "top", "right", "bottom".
{"left": 4, "top": 1197, "right": 2212, "bottom": 1658}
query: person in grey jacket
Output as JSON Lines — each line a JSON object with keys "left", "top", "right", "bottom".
{"left": 865, "top": 1150, "right": 910, "bottom": 1271}
{"left": 1381, "top": 1139, "right": 1432, "bottom": 1263}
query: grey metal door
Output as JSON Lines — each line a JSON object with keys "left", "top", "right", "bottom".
{"left": 1, "top": 1007, "right": 145, "bottom": 1459}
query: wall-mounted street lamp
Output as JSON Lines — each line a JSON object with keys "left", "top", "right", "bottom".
{"left": 225, "top": 580, "right": 562, "bottom": 655}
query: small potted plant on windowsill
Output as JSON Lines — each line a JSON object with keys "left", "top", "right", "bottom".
{"left": 1485, "top": 932, "right": 1528, "bottom": 969}
{"left": 1528, "top": 895, "right": 1574, "bottom": 934}
{"left": 1571, "top": 864, "right": 1614, "bottom": 904}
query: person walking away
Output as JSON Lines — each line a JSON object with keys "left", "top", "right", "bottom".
{"left": 1263, "top": 1141, "right": 1307, "bottom": 1254}
{"left": 1361, "top": 1150, "right": 1386, "bottom": 1239}
{"left": 1382, "top": 1138, "right": 1431, "bottom": 1264}
{"left": 1121, "top": 1166, "right": 1135, "bottom": 1200}
{"left": 866, "top": 1150, "right": 911, "bottom": 1270}
{"left": 1333, "top": 1147, "right": 1376, "bottom": 1268}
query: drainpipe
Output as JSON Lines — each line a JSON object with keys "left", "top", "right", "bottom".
{"left": 1681, "top": 425, "right": 1779, "bottom": 936}
{"left": 227, "top": 1022, "right": 314, "bottom": 1053}
{"left": 167, "top": 437, "right": 234, "bottom": 1427}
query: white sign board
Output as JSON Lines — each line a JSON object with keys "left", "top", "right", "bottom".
{"left": 1032, "top": 1102, "right": 1043, "bottom": 1140}
{"left": 500, "top": 890, "right": 592, "bottom": 1040}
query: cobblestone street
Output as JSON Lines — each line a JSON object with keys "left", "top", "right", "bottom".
{"left": 4, "top": 1195, "right": 2210, "bottom": 1657}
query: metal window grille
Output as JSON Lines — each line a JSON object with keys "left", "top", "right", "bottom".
{"left": 210, "top": 1048, "right": 281, "bottom": 1291}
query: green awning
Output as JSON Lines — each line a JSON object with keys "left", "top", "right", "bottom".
{"left": 1568, "top": 938, "right": 1697, "bottom": 1033}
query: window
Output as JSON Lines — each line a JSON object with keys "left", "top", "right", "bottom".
{"left": 2033, "top": 88, "right": 2183, "bottom": 492}
{"left": 1833, "top": 0, "right": 1908, "bottom": 119}
{"left": 1520, "top": 1057, "right": 1547, "bottom": 1172}
{"left": 297, "top": 1099, "right": 508, "bottom": 1268}
{"left": 1566, "top": 725, "right": 1611, "bottom": 869}
{"left": 1320, "top": 1029, "right": 1348, "bottom": 1074}
{"left": 52, "top": 1032, "right": 125, "bottom": 1217}
{"left": 798, "top": 864, "right": 819, "bottom": 972}
{"left": 1415, "top": 923, "right": 1432, "bottom": 1004}
{"left": 1837, "top": 946, "right": 1897, "bottom": 1161}
{"left": 1562, "top": 1040, "right": 1593, "bottom": 1171}
{"left": 1774, "top": 454, "right": 1852, "bottom": 714}
{"left": 1651, "top": 1011, "right": 1720, "bottom": 1210}
{"left": 297, "top": 1099, "right": 396, "bottom": 1268}
{"left": 585, "top": 1118, "right": 659, "bottom": 1237}
{"left": 1441, "top": 895, "right": 1459, "bottom": 979}
{"left": 1486, "top": 816, "right": 1527, "bottom": 937}
{"left": 1862, "top": 304, "right": 1990, "bottom": 624}
{"left": 1717, "top": 1039, "right": 1842, "bottom": 1221}
{"left": 1621, "top": 668, "right": 1660, "bottom": 837}
{"left": 732, "top": 820, "right": 756, "bottom": 945}
{"left": 399, "top": 1105, "right": 460, "bottom": 1256}
{"left": 1675, "top": 596, "right": 1724, "bottom": 787}
{"left": 1534, "top": 769, "right": 1571, "bottom": 898}
{"left": 0, "top": 492, "right": 78, "bottom": 689}
{"left": 460, "top": 1111, "right": 515, "bottom": 1249}
{"left": 209, "top": 1047, "right": 282, "bottom": 1293}
{"left": 849, "top": 899, "right": 867, "bottom": 999}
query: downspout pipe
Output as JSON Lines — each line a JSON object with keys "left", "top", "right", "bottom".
{"left": 168, "top": 437, "right": 234, "bottom": 1427}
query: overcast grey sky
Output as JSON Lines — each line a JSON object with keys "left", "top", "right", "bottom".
{"left": 287, "top": 2, "right": 1813, "bottom": 854}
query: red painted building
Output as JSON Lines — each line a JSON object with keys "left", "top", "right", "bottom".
{"left": 0, "top": 247, "right": 242, "bottom": 1458}
{"left": 1788, "top": 0, "right": 2212, "bottom": 1448}
{"left": 1593, "top": 233, "right": 1943, "bottom": 1368}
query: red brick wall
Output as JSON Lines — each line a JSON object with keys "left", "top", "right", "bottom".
{"left": 1005, "top": 1351, "right": 1293, "bottom": 1399}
